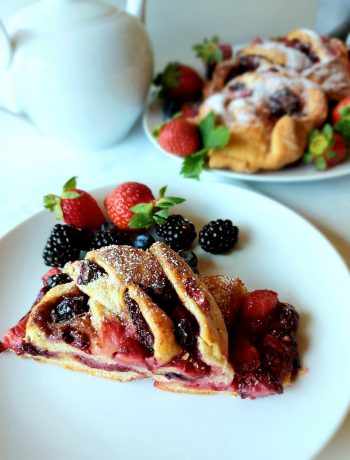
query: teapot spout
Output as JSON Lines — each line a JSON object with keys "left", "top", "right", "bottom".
{"left": 125, "top": 0, "right": 146, "bottom": 23}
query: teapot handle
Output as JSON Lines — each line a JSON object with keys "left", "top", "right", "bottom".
{"left": 125, "top": 0, "right": 146, "bottom": 23}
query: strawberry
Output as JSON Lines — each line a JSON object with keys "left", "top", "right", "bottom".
{"left": 104, "top": 182, "right": 155, "bottom": 230}
{"left": 158, "top": 118, "right": 201, "bottom": 157}
{"left": 42, "top": 267, "right": 61, "bottom": 285}
{"left": 304, "top": 125, "right": 347, "bottom": 170}
{"left": 43, "top": 177, "right": 105, "bottom": 230}
{"left": 104, "top": 183, "right": 185, "bottom": 231}
{"left": 241, "top": 290, "right": 278, "bottom": 320}
{"left": 193, "top": 35, "right": 232, "bottom": 78}
{"left": 153, "top": 62, "right": 204, "bottom": 102}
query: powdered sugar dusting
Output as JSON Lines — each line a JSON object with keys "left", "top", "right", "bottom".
{"left": 98, "top": 245, "right": 168, "bottom": 291}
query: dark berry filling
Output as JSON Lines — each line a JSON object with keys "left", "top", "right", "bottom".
{"left": 267, "top": 88, "right": 301, "bottom": 117}
{"left": 277, "top": 38, "right": 319, "bottom": 64}
{"left": 124, "top": 291, "right": 154, "bottom": 355}
{"left": 50, "top": 295, "right": 90, "bottom": 323}
{"left": 60, "top": 327, "right": 90, "bottom": 351}
{"left": 227, "top": 290, "right": 300, "bottom": 399}
{"left": 77, "top": 260, "right": 106, "bottom": 285}
{"left": 46, "top": 273, "right": 72, "bottom": 289}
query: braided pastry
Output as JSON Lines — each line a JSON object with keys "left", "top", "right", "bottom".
{"left": 1, "top": 242, "right": 301, "bottom": 399}
{"left": 200, "top": 69, "right": 327, "bottom": 172}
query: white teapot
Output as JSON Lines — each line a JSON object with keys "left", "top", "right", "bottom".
{"left": 0, "top": 0, "right": 153, "bottom": 149}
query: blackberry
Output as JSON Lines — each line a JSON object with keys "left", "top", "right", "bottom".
{"left": 134, "top": 234, "right": 155, "bottom": 250}
{"left": 43, "top": 224, "right": 82, "bottom": 267}
{"left": 99, "top": 221, "right": 117, "bottom": 233}
{"left": 199, "top": 219, "right": 239, "bottom": 254}
{"left": 155, "top": 215, "right": 197, "bottom": 251}
{"left": 163, "top": 98, "right": 182, "bottom": 119}
{"left": 90, "top": 229, "right": 131, "bottom": 249}
{"left": 46, "top": 273, "right": 72, "bottom": 289}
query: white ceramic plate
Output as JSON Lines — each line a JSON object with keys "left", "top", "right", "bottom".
{"left": 143, "top": 98, "right": 350, "bottom": 183}
{"left": 1, "top": 180, "right": 350, "bottom": 460}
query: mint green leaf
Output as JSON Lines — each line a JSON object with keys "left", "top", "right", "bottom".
{"left": 63, "top": 176, "right": 77, "bottom": 192}
{"left": 206, "top": 125, "right": 230, "bottom": 149}
{"left": 154, "top": 209, "right": 169, "bottom": 219}
{"left": 61, "top": 191, "right": 81, "bottom": 199}
{"left": 130, "top": 203, "right": 154, "bottom": 214}
{"left": 199, "top": 113, "right": 215, "bottom": 147}
{"left": 128, "top": 213, "right": 155, "bottom": 229}
{"left": 159, "top": 185, "right": 168, "bottom": 198}
{"left": 180, "top": 149, "right": 208, "bottom": 180}
{"left": 322, "top": 124, "right": 333, "bottom": 141}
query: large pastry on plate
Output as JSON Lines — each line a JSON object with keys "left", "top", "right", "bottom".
{"left": 200, "top": 68, "right": 327, "bottom": 173}
{"left": 1, "top": 242, "right": 301, "bottom": 399}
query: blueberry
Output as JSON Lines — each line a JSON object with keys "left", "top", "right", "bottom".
{"left": 134, "top": 234, "right": 155, "bottom": 250}
{"left": 178, "top": 249, "right": 198, "bottom": 269}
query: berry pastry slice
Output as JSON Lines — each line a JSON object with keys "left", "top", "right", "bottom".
{"left": 1, "top": 242, "right": 301, "bottom": 399}
{"left": 1, "top": 281, "right": 146, "bottom": 381}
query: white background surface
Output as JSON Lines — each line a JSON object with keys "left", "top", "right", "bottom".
{"left": 0, "top": 1, "right": 350, "bottom": 459}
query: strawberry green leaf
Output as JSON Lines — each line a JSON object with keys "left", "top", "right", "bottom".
{"left": 153, "top": 215, "right": 167, "bottom": 226}
{"left": 322, "top": 124, "right": 333, "bottom": 141}
{"left": 130, "top": 203, "right": 154, "bottom": 214}
{"left": 61, "top": 191, "right": 81, "bottom": 199}
{"left": 303, "top": 152, "right": 313, "bottom": 164}
{"left": 154, "top": 209, "right": 169, "bottom": 219}
{"left": 339, "top": 105, "right": 350, "bottom": 118}
{"left": 159, "top": 185, "right": 168, "bottom": 198}
{"left": 43, "top": 194, "right": 60, "bottom": 210}
{"left": 128, "top": 213, "right": 155, "bottom": 229}
{"left": 156, "top": 197, "right": 185, "bottom": 208}
{"left": 309, "top": 135, "right": 329, "bottom": 155}
{"left": 315, "top": 157, "right": 327, "bottom": 170}
{"left": 180, "top": 149, "right": 208, "bottom": 180}
{"left": 326, "top": 150, "right": 337, "bottom": 160}
{"left": 63, "top": 176, "right": 77, "bottom": 192}
{"left": 54, "top": 203, "right": 64, "bottom": 220}
{"left": 308, "top": 129, "right": 319, "bottom": 143}
{"left": 334, "top": 117, "right": 350, "bottom": 145}
{"left": 192, "top": 36, "right": 223, "bottom": 65}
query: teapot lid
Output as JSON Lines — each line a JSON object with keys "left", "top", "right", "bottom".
{"left": 8, "top": 0, "right": 119, "bottom": 34}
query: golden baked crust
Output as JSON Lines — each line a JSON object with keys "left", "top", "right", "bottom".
{"left": 200, "top": 70, "right": 327, "bottom": 172}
